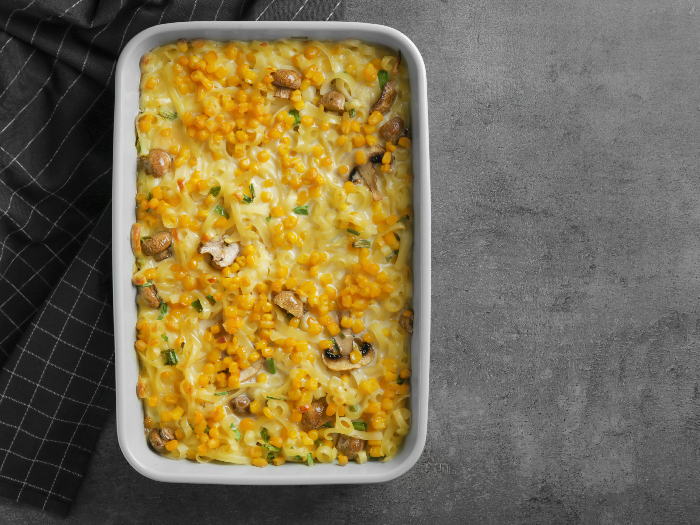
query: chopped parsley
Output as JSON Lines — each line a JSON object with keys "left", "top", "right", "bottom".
{"left": 213, "top": 204, "right": 229, "bottom": 219}
{"left": 378, "top": 69, "right": 389, "bottom": 90}
{"left": 191, "top": 299, "right": 203, "bottom": 313}
{"left": 268, "top": 358, "right": 276, "bottom": 374}
{"left": 161, "top": 349, "right": 178, "bottom": 366}
{"left": 347, "top": 228, "right": 361, "bottom": 236}
{"left": 293, "top": 205, "right": 308, "bottom": 215}
{"left": 160, "top": 334, "right": 168, "bottom": 342}
{"left": 265, "top": 216, "right": 271, "bottom": 222}
{"left": 260, "top": 428, "right": 270, "bottom": 443}
{"left": 289, "top": 109, "right": 300, "bottom": 127}
{"left": 209, "top": 186, "right": 221, "bottom": 197}
{"left": 230, "top": 424, "right": 242, "bottom": 441}
{"left": 157, "top": 301, "right": 167, "bottom": 320}
{"left": 206, "top": 294, "right": 216, "bottom": 305}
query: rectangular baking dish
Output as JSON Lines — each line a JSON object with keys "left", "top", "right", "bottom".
{"left": 112, "top": 21, "right": 430, "bottom": 484}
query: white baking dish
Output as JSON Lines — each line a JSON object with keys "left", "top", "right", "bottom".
{"left": 112, "top": 21, "right": 430, "bottom": 485}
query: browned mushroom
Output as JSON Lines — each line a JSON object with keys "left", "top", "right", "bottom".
{"left": 322, "top": 339, "right": 374, "bottom": 371}
{"left": 337, "top": 435, "right": 366, "bottom": 460}
{"left": 300, "top": 400, "right": 332, "bottom": 431}
{"left": 198, "top": 238, "right": 240, "bottom": 270}
{"left": 274, "top": 86, "right": 293, "bottom": 99}
{"left": 392, "top": 50, "right": 402, "bottom": 78}
{"left": 230, "top": 395, "right": 250, "bottom": 414}
{"left": 140, "top": 149, "right": 171, "bottom": 178}
{"left": 370, "top": 80, "right": 397, "bottom": 115}
{"left": 141, "top": 231, "right": 173, "bottom": 256}
{"left": 148, "top": 427, "right": 176, "bottom": 452}
{"left": 273, "top": 290, "right": 304, "bottom": 318}
{"left": 400, "top": 310, "right": 413, "bottom": 334}
{"left": 349, "top": 163, "right": 382, "bottom": 201}
{"left": 319, "top": 91, "right": 345, "bottom": 112}
{"left": 378, "top": 117, "right": 405, "bottom": 143}
{"left": 139, "top": 284, "right": 161, "bottom": 308}
{"left": 239, "top": 358, "right": 264, "bottom": 383}
{"left": 153, "top": 248, "right": 172, "bottom": 262}
{"left": 272, "top": 69, "right": 302, "bottom": 90}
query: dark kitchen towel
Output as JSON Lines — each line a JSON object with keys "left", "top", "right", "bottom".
{"left": 0, "top": 0, "right": 345, "bottom": 515}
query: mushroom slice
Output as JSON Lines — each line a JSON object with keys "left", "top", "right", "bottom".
{"left": 239, "top": 358, "right": 264, "bottom": 383}
{"left": 400, "top": 310, "right": 414, "bottom": 334}
{"left": 140, "top": 149, "right": 171, "bottom": 178}
{"left": 378, "top": 117, "right": 405, "bottom": 143}
{"left": 319, "top": 91, "right": 345, "bottom": 112}
{"left": 230, "top": 395, "right": 250, "bottom": 414}
{"left": 357, "top": 163, "right": 382, "bottom": 201}
{"left": 198, "top": 238, "right": 240, "bottom": 270}
{"left": 337, "top": 435, "right": 366, "bottom": 460}
{"left": 392, "top": 50, "right": 402, "bottom": 78}
{"left": 272, "top": 69, "right": 302, "bottom": 90}
{"left": 273, "top": 291, "right": 304, "bottom": 318}
{"left": 141, "top": 231, "right": 173, "bottom": 256}
{"left": 274, "top": 86, "right": 293, "bottom": 99}
{"left": 300, "top": 400, "right": 332, "bottom": 431}
{"left": 369, "top": 80, "right": 397, "bottom": 115}
{"left": 139, "top": 284, "right": 161, "bottom": 308}
{"left": 367, "top": 144, "right": 387, "bottom": 164}
{"left": 149, "top": 427, "right": 176, "bottom": 452}
{"left": 153, "top": 247, "right": 172, "bottom": 262}
{"left": 322, "top": 339, "right": 374, "bottom": 371}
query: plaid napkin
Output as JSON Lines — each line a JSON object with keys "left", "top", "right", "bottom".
{"left": 0, "top": 0, "right": 345, "bottom": 516}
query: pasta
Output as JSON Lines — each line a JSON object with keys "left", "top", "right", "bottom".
{"left": 132, "top": 37, "right": 414, "bottom": 468}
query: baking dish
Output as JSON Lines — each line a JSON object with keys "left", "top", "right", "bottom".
{"left": 112, "top": 21, "right": 430, "bottom": 484}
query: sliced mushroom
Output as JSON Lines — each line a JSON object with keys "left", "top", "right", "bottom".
{"left": 322, "top": 339, "right": 374, "bottom": 371}
{"left": 337, "top": 435, "right": 366, "bottom": 460}
{"left": 274, "top": 86, "right": 293, "bottom": 99}
{"left": 367, "top": 144, "right": 387, "bottom": 164}
{"left": 198, "top": 238, "right": 240, "bottom": 270}
{"left": 370, "top": 80, "right": 397, "bottom": 115}
{"left": 139, "top": 284, "right": 161, "bottom": 308}
{"left": 141, "top": 231, "right": 173, "bottom": 256}
{"left": 153, "top": 248, "right": 172, "bottom": 262}
{"left": 230, "top": 395, "right": 250, "bottom": 414}
{"left": 239, "top": 358, "right": 264, "bottom": 383}
{"left": 272, "top": 69, "right": 302, "bottom": 90}
{"left": 400, "top": 310, "right": 414, "bottom": 334}
{"left": 273, "top": 291, "right": 304, "bottom": 318}
{"left": 354, "top": 163, "right": 382, "bottom": 201}
{"left": 140, "top": 149, "right": 171, "bottom": 178}
{"left": 148, "top": 427, "right": 176, "bottom": 452}
{"left": 300, "top": 400, "right": 332, "bottom": 431}
{"left": 378, "top": 117, "right": 405, "bottom": 143}
{"left": 319, "top": 91, "right": 345, "bottom": 112}
{"left": 392, "top": 50, "right": 402, "bottom": 78}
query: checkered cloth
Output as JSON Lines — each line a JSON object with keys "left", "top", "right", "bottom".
{"left": 0, "top": 0, "right": 345, "bottom": 515}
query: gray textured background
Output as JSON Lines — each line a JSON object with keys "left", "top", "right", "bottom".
{"left": 4, "top": 0, "right": 700, "bottom": 523}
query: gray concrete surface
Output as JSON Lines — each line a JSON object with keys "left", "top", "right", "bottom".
{"left": 4, "top": 0, "right": 700, "bottom": 523}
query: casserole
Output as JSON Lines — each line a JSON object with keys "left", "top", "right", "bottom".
{"left": 113, "top": 21, "right": 430, "bottom": 484}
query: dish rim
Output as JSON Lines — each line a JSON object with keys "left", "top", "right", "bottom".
{"left": 112, "top": 20, "right": 431, "bottom": 485}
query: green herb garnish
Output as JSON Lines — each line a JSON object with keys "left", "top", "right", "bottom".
{"left": 347, "top": 228, "right": 360, "bottom": 236}
{"left": 260, "top": 428, "right": 270, "bottom": 443}
{"left": 398, "top": 215, "right": 410, "bottom": 223}
{"left": 249, "top": 183, "right": 256, "bottom": 199}
{"left": 349, "top": 108, "right": 356, "bottom": 118}
{"left": 315, "top": 439, "right": 323, "bottom": 447}
{"left": 140, "top": 236, "right": 152, "bottom": 243}
{"left": 204, "top": 426, "right": 210, "bottom": 434}
{"left": 242, "top": 195, "right": 253, "bottom": 204}
{"left": 209, "top": 186, "right": 221, "bottom": 197}
{"left": 267, "top": 452, "right": 275, "bottom": 461}
{"left": 322, "top": 420, "right": 333, "bottom": 428}
{"left": 266, "top": 216, "right": 271, "bottom": 222}
{"left": 206, "top": 294, "right": 216, "bottom": 305}
{"left": 259, "top": 442, "right": 281, "bottom": 452}
{"left": 397, "top": 376, "right": 404, "bottom": 385}
{"left": 214, "top": 391, "right": 231, "bottom": 396}
{"left": 332, "top": 338, "right": 341, "bottom": 354}
{"left": 161, "top": 334, "right": 168, "bottom": 342}
{"left": 286, "top": 312, "right": 294, "bottom": 321}
{"left": 230, "top": 424, "right": 242, "bottom": 441}
{"left": 136, "top": 137, "right": 141, "bottom": 153}
{"left": 213, "top": 204, "right": 229, "bottom": 219}
{"left": 289, "top": 109, "right": 300, "bottom": 127}
{"left": 191, "top": 299, "right": 203, "bottom": 313}
{"left": 293, "top": 455, "right": 303, "bottom": 460}
{"left": 268, "top": 358, "right": 276, "bottom": 374}
{"left": 307, "top": 452, "right": 314, "bottom": 466}
{"left": 158, "top": 108, "right": 177, "bottom": 120}
{"left": 139, "top": 281, "right": 153, "bottom": 287}
{"left": 267, "top": 396, "right": 283, "bottom": 400}
{"left": 350, "top": 404, "right": 360, "bottom": 412}
{"left": 352, "top": 421, "right": 367, "bottom": 431}
{"left": 378, "top": 69, "right": 388, "bottom": 90}
{"left": 353, "top": 240, "right": 371, "bottom": 248}
{"left": 338, "top": 331, "right": 346, "bottom": 339}
{"left": 293, "top": 205, "right": 309, "bottom": 215}
{"left": 161, "top": 349, "right": 178, "bottom": 366}
{"left": 157, "top": 301, "right": 167, "bottom": 320}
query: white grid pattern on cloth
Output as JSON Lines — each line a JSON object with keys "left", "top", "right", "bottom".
{"left": 1, "top": 394, "right": 102, "bottom": 431}
{"left": 0, "top": 419, "right": 94, "bottom": 452}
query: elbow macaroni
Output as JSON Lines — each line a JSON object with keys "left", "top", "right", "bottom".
{"left": 133, "top": 38, "right": 413, "bottom": 467}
